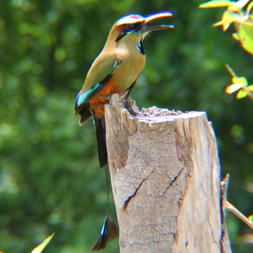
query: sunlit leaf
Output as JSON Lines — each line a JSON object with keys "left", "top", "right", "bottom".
{"left": 225, "top": 65, "right": 251, "bottom": 99}
{"left": 235, "top": 24, "right": 253, "bottom": 55}
{"left": 236, "top": 89, "right": 248, "bottom": 99}
{"left": 31, "top": 233, "right": 54, "bottom": 253}
{"left": 199, "top": 0, "right": 232, "bottom": 8}
{"left": 213, "top": 11, "right": 241, "bottom": 31}
{"left": 233, "top": 32, "right": 240, "bottom": 40}
{"left": 232, "top": 15, "right": 253, "bottom": 25}
{"left": 232, "top": 0, "right": 251, "bottom": 11}
{"left": 246, "top": 1, "right": 253, "bottom": 14}
{"left": 248, "top": 214, "right": 253, "bottom": 223}
{"left": 246, "top": 84, "right": 253, "bottom": 91}
{"left": 199, "top": 0, "right": 250, "bottom": 11}
{"left": 225, "top": 65, "right": 248, "bottom": 87}
{"left": 232, "top": 76, "right": 248, "bottom": 86}
{"left": 225, "top": 83, "right": 243, "bottom": 93}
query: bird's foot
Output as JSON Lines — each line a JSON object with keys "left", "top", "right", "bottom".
{"left": 124, "top": 99, "right": 139, "bottom": 116}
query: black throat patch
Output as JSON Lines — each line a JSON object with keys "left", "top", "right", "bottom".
{"left": 137, "top": 40, "right": 145, "bottom": 55}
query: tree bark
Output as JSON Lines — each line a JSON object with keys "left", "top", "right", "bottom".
{"left": 104, "top": 95, "right": 231, "bottom": 253}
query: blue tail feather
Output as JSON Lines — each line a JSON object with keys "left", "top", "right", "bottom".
{"left": 74, "top": 83, "right": 103, "bottom": 124}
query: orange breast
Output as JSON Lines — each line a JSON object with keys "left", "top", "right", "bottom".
{"left": 88, "top": 79, "right": 123, "bottom": 118}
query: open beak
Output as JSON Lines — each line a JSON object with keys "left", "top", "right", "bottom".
{"left": 141, "top": 11, "right": 174, "bottom": 34}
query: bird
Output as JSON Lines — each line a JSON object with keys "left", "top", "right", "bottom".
{"left": 75, "top": 11, "right": 174, "bottom": 168}
{"left": 92, "top": 216, "right": 119, "bottom": 251}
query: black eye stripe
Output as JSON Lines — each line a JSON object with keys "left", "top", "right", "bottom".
{"left": 124, "top": 23, "right": 142, "bottom": 32}
{"left": 116, "top": 31, "right": 126, "bottom": 42}
{"left": 116, "top": 22, "right": 142, "bottom": 42}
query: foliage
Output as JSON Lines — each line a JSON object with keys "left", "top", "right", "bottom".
{"left": 225, "top": 65, "right": 253, "bottom": 99}
{"left": 0, "top": 0, "right": 253, "bottom": 253}
{"left": 199, "top": 0, "right": 253, "bottom": 250}
{"left": 200, "top": 0, "right": 253, "bottom": 101}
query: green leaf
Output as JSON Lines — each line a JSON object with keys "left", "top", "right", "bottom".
{"left": 31, "top": 234, "right": 54, "bottom": 253}
{"left": 236, "top": 89, "right": 248, "bottom": 99}
{"left": 232, "top": 76, "right": 248, "bottom": 86}
{"left": 235, "top": 23, "right": 253, "bottom": 55}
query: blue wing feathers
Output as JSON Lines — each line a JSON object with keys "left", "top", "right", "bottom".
{"left": 75, "top": 82, "right": 102, "bottom": 107}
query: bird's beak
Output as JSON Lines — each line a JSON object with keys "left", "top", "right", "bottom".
{"left": 141, "top": 11, "right": 174, "bottom": 34}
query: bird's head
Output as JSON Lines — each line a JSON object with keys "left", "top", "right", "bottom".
{"left": 106, "top": 11, "right": 174, "bottom": 47}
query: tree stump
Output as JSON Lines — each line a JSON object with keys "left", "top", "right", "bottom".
{"left": 104, "top": 95, "right": 231, "bottom": 253}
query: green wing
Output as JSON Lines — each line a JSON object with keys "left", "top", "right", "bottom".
{"left": 74, "top": 52, "right": 121, "bottom": 122}
{"left": 81, "top": 52, "right": 122, "bottom": 92}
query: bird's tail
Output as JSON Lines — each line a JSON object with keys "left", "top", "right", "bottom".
{"left": 92, "top": 216, "right": 118, "bottom": 251}
{"left": 94, "top": 117, "right": 108, "bottom": 168}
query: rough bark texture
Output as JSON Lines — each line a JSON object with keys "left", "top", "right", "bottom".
{"left": 104, "top": 95, "right": 231, "bottom": 253}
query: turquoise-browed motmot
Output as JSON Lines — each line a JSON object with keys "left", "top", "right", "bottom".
{"left": 75, "top": 12, "right": 174, "bottom": 251}
{"left": 75, "top": 12, "right": 173, "bottom": 168}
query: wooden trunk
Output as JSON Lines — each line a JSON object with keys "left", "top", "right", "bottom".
{"left": 104, "top": 95, "right": 231, "bottom": 253}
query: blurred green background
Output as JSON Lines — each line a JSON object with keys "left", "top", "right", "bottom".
{"left": 0, "top": 0, "right": 252, "bottom": 252}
